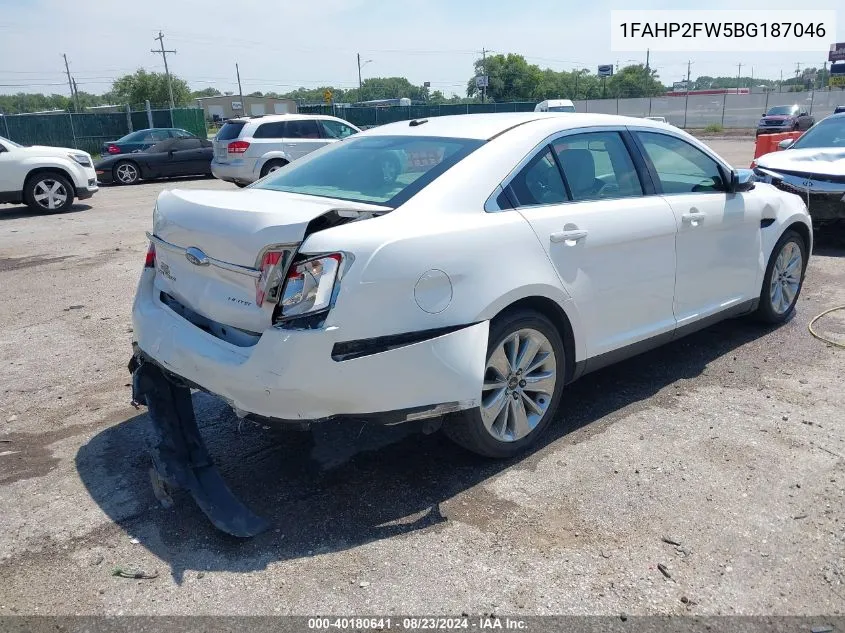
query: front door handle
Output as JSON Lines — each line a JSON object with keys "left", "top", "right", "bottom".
{"left": 550, "top": 229, "right": 588, "bottom": 243}
{"left": 681, "top": 210, "right": 706, "bottom": 225}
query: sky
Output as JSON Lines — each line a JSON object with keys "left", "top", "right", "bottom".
{"left": 0, "top": 0, "right": 843, "bottom": 98}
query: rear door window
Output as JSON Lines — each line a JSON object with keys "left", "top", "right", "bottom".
{"left": 509, "top": 148, "right": 568, "bottom": 207}
{"left": 552, "top": 131, "right": 643, "bottom": 201}
{"left": 253, "top": 121, "right": 287, "bottom": 138}
{"left": 217, "top": 121, "right": 246, "bottom": 141}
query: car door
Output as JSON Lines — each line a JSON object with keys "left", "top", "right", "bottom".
{"left": 631, "top": 130, "right": 763, "bottom": 326}
{"left": 0, "top": 139, "right": 25, "bottom": 192}
{"left": 505, "top": 129, "right": 678, "bottom": 359}
{"left": 282, "top": 119, "right": 330, "bottom": 160}
{"left": 166, "top": 138, "right": 206, "bottom": 175}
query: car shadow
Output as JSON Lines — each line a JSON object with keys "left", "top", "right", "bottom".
{"left": 0, "top": 203, "right": 91, "bottom": 220}
{"left": 75, "top": 317, "right": 775, "bottom": 583}
{"left": 98, "top": 175, "right": 214, "bottom": 188}
{"left": 812, "top": 225, "right": 845, "bottom": 257}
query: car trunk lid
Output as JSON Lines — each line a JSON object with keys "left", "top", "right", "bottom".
{"left": 150, "top": 188, "right": 389, "bottom": 333}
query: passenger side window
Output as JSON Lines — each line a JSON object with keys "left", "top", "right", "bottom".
{"left": 635, "top": 132, "right": 727, "bottom": 194}
{"left": 253, "top": 121, "right": 287, "bottom": 138}
{"left": 150, "top": 130, "right": 170, "bottom": 142}
{"left": 509, "top": 148, "right": 567, "bottom": 207}
{"left": 320, "top": 120, "right": 357, "bottom": 139}
{"left": 283, "top": 120, "right": 321, "bottom": 139}
{"left": 552, "top": 132, "right": 643, "bottom": 201}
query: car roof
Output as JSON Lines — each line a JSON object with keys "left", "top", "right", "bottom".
{"left": 229, "top": 113, "right": 339, "bottom": 124}
{"left": 363, "top": 112, "right": 674, "bottom": 140}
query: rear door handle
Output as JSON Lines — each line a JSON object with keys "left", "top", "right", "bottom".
{"left": 550, "top": 229, "right": 588, "bottom": 243}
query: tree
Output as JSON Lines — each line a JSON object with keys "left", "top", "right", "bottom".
{"left": 466, "top": 54, "right": 542, "bottom": 101}
{"left": 110, "top": 69, "right": 191, "bottom": 107}
{"left": 606, "top": 65, "right": 666, "bottom": 98}
{"left": 191, "top": 87, "right": 221, "bottom": 99}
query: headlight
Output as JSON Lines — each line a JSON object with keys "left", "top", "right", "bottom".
{"left": 278, "top": 254, "right": 343, "bottom": 320}
{"left": 69, "top": 153, "right": 92, "bottom": 167}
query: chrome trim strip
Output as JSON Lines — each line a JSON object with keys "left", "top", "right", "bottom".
{"left": 146, "top": 232, "right": 262, "bottom": 279}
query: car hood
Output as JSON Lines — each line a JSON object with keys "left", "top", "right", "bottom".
{"left": 16, "top": 145, "right": 89, "bottom": 160}
{"left": 762, "top": 115, "right": 793, "bottom": 121}
{"left": 756, "top": 147, "right": 845, "bottom": 177}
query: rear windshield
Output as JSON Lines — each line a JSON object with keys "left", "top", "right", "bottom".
{"left": 548, "top": 106, "right": 576, "bottom": 112}
{"left": 254, "top": 135, "right": 484, "bottom": 207}
{"left": 217, "top": 121, "right": 246, "bottom": 141}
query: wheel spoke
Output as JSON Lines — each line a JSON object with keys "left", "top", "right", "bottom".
{"left": 481, "top": 388, "right": 508, "bottom": 431}
{"left": 524, "top": 351, "right": 551, "bottom": 375}
{"left": 487, "top": 346, "right": 511, "bottom": 383}
{"left": 509, "top": 397, "right": 531, "bottom": 440}
{"left": 520, "top": 391, "right": 545, "bottom": 417}
{"left": 504, "top": 333, "right": 519, "bottom": 373}
{"left": 49, "top": 181, "right": 61, "bottom": 194}
{"left": 523, "top": 371, "right": 555, "bottom": 395}
{"left": 781, "top": 280, "right": 796, "bottom": 307}
{"left": 34, "top": 192, "right": 49, "bottom": 202}
{"left": 516, "top": 335, "right": 541, "bottom": 373}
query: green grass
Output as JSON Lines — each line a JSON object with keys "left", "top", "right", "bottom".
{"left": 703, "top": 123, "right": 724, "bottom": 133}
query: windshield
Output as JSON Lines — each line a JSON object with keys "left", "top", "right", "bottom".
{"left": 791, "top": 117, "right": 845, "bottom": 149}
{"left": 548, "top": 106, "right": 576, "bottom": 112}
{"left": 114, "top": 130, "right": 146, "bottom": 143}
{"left": 254, "top": 135, "right": 485, "bottom": 207}
{"left": 766, "top": 106, "right": 798, "bottom": 116}
{"left": 0, "top": 135, "right": 22, "bottom": 148}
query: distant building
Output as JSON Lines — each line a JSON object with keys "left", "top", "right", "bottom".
{"left": 665, "top": 88, "right": 750, "bottom": 97}
{"left": 194, "top": 95, "right": 298, "bottom": 122}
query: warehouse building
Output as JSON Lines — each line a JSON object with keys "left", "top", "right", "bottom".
{"left": 194, "top": 95, "right": 298, "bottom": 122}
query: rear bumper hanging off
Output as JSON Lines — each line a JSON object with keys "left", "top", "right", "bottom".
{"left": 130, "top": 354, "right": 270, "bottom": 538}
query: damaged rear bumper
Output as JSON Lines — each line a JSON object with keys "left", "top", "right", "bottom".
{"left": 132, "top": 270, "right": 489, "bottom": 423}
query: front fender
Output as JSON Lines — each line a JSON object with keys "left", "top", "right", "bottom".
{"left": 23, "top": 156, "right": 85, "bottom": 188}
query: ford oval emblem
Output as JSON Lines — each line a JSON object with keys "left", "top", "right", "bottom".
{"left": 185, "top": 247, "right": 209, "bottom": 266}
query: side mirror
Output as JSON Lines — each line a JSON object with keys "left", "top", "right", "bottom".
{"left": 777, "top": 138, "right": 795, "bottom": 150}
{"left": 730, "top": 168, "right": 756, "bottom": 193}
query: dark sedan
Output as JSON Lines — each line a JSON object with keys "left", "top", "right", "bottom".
{"left": 756, "top": 105, "right": 815, "bottom": 136}
{"left": 101, "top": 128, "right": 197, "bottom": 155}
{"left": 95, "top": 137, "right": 213, "bottom": 185}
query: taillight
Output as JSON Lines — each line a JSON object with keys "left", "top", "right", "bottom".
{"left": 255, "top": 250, "right": 285, "bottom": 307}
{"left": 107, "top": 145, "right": 120, "bottom": 154}
{"left": 228, "top": 140, "right": 250, "bottom": 154}
{"left": 144, "top": 242, "right": 156, "bottom": 268}
{"left": 278, "top": 254, "right": 343, "bottom": 320}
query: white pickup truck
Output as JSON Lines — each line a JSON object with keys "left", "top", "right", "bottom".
{"left": 0, "top": 135, "right": 98, "bottom": 212}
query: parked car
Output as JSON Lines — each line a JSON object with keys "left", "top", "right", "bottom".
{"left": 95, "top": 137, "right": 213, "bottom": 185}
{"left": 644, "top": 116, "right": 668, "bottom": 123}
{"left": 834, "top": 105, "right": 845, "bottom": 115}
{"left": 130, "top": 112, "right": 812, "bottom": 536}
{"left": 0, "top": 135, "right": 97, "bottom": 212}
{"left": 210, "top": 114, "right": 361, "bottom": 187}
{"left": 753, "top": 112, "right": 845, "bottom": 228}
{"left": 756, "top": 105, "right": 815, "bottom": 136}
{"left": 101, "top": 128, "right": 197, "bottom": 156}
{"left": 535, "top": 99, "right": 576, "bottom": 113}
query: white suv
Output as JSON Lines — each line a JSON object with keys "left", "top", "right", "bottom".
{"left": 211, "top": 114, "right": 361, "bottom": 187}
{"left": 0, "top": 136, "right": 98, "bottom": 212}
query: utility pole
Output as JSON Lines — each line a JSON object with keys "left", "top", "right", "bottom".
{"left": 357, "top": 53, "right": 363, "bottom": 92}
{"left": 62, "top": 54, "right": 75, "bottom": 112}
{"left": 645, "top": 48, "right": 650, "bottom": 73}
{"left": 820, "top": 61, "right": 827, "bottom": 90}
{"left": 151, "top": 31, "right": 176, "bottom": 109}
{"left": 683, "top": 60, "right": 692, "bottom": 129}
{"left": 736, "top": 62, "right": 742, "bottom": 92}
{"left": 236, "top": 63, "right": 244, "bottom": 116}
{"left": 481, "top": 47, "right": 487, "bottom": 104}
{"left": 780, "top": 69, "right": 783, "bottom": 92}
{"left": 72, "top": 78, "right": 80, "bottom": 113}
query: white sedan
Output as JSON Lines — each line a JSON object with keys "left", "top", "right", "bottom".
{"left": 130, "top": 113, "right": 811, "bottom": 532}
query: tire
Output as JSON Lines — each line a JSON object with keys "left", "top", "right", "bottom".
{"left": 755, "top": 229, "right": 807, "bottom": 324}
{"left": 260, "top": 159, "right": 288, "bottom": 178}
{"left": 113, "top": 160, "right": 140, "bottom": 185}
{"left": 24, "top": 171, "right": 74, "bottom": 212}
{"left": 444, "top": 309, "right": 566, "bottom": 458}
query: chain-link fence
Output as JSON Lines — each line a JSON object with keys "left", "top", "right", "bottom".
{"left": 300, "top": 91, "right": 844, "bottom": 131}
{"left": 0, "top": 105, "right": 206, "bottom": 155}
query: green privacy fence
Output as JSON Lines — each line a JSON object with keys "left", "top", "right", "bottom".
{"left": 299, "top": 102, "right": 538, "bottom": 128}
{"left": 0, "top": 107, "right": 206, "bottom": 155}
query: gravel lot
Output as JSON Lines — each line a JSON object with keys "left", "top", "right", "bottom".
{"left": 1, "top": 139, "right": 844, "bottom": 616}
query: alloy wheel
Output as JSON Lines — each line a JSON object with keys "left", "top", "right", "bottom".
{"left": 116, "top": 163, "right": 138, "bottom": 184}
{"left": 33, "top": 179, "right": 68, "bottom": 210}
{"left": 769, "top": 240, "right": 803, "bottom": 315}
{"left": 480, "top": 328, "right": 557, "bottom": 442}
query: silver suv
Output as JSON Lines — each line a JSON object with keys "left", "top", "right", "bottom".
{"left": 211, "top": 114, "right": 360, "bottom": 187}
